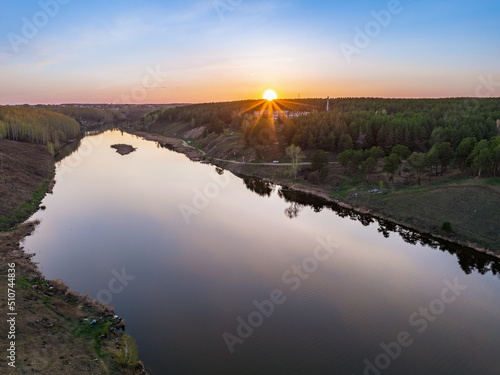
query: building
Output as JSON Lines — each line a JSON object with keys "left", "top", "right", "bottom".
{"left": 253, "top": 110, "right": 310, "bottom": 120}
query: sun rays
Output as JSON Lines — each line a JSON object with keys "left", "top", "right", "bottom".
{"left": 229, "top": 90, "right": 319, "bottom": 144}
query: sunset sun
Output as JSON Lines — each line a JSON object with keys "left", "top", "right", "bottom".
{"left": 263, "top": 89, "right": 278, "bottom": 101}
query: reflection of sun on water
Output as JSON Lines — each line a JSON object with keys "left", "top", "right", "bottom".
{"left": 263, "top": 89, "right": 278, "bottom": 101}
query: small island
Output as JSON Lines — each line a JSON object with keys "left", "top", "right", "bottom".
{"left": 111, "top": 144, "right": 137, "bottom": 156}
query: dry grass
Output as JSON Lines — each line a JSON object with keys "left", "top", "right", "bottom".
{"left": 0, "top": 140, "right": 53, "bottom": 218}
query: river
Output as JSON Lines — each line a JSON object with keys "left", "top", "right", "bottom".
{"left": 23, "top": 130, "right": 500, "bottom": 374}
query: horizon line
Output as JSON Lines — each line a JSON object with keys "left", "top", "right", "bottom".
{"left": 2, "top": 95, "right": 500, "bottom": 107}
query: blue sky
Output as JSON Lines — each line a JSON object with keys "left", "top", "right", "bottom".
{"left": 1, "top": 0, "right": 499, "bottom": 104}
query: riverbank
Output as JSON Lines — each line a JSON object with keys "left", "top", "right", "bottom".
{"left": 129, "top": 130, "right": 206, "bottom": 161}
{"left": 127, "top": 129, "right": 500, "bottom": 260}
{"left": 0, "top": 138, "right": 148, "bottom": 374}
{"left": 0, "top": 140, "right": 55, "bottom": 231}
{"left": 0, "top": 222, "right": 148, "bottom": 374}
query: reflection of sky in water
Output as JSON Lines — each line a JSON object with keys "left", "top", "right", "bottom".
{"left": 23, "top": 130, "right": 500, "bottom": 375}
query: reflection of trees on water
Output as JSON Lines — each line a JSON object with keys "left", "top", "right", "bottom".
{"left": 243, "top": 177, "right": 275, "bottom": 197}
{"left": 55, "top": 127, "right": 112, "bottom": 162}
{"left": 55, "top": 139, "right": 82, "bottom": 162}
{"left": 241, "top": 176, "right": 500, "bottom": 279}
{"left": 278, "top": 189, "right": 324, "bottom": 213}
{"left": 85, "top": 127, "right": 111, "bottom": 136}
{"left": 284, "top": 202, "right": 301, "bottom": 219}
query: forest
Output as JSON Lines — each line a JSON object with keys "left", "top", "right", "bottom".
{"left": 146, "top": 97, "right": 500, "bottom": 180}
{"left": 37, "top": 105, "right": 118, "bottom": 124}
{"left": 37, "top": 104, "right": 169, "bottom": 130}
{"left": 0, "top": 106, "right": 80, "bottom": 155}
{"left": 143, "top": 100, "right": 264, "bottom": 135}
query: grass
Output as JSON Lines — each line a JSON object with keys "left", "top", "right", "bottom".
{"left": 147, "top": 121, "right": 192, "bottom": 138}
{"left": 483, "top": 177, "right": 500, "bottom": 187}
{"left": 330, "top": 176, "right": 363, "bottom": 197}
{"left": 72, "top": 320, "right": 113, "bottom": 357}
{"left": 0, "top": 170, "right": 54, "bottom": 231}
{"left": 72, "top": 320, "right": 141, "bottom": 371}
{"left": 362, "top": 178, "right": 500, "bottom": 251}
{"left": 18, "top": 276, "right": 37, "bottom": 289}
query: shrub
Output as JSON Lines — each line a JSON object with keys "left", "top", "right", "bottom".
{"left": 116, "top": 334, "right": 138, "bottom": 367}
{"left": 307, "top": 171, "right": 320, "bottom": 185}
{"left": 319, "top": 167, "right": 328, "bottom": 180}
{"left": 441, "top": 221, "right": 452, "bottom": 231}
{"left": 311, "top": 150, "right": 329, "bottom": 171}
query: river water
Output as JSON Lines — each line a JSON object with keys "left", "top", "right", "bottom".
{"left": 23, "top": 130, "right": 500, "bottom": 374}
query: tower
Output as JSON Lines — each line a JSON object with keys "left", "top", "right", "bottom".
{"left": 327, "top": 96, "right": 330, "bottom": 111}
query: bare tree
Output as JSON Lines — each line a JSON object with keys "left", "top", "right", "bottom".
{"left": 285, "top": 144, "right": 305, "bottom": 179}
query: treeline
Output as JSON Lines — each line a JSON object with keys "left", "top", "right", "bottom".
{"left": 289, "top": 98, "right": 500, "bottom": 153}
{"left": 337, "top": 136, "right": 500, "bottom": 183}
{"left": 287, "top": 98, "right": 500, "bottom": 180}
{"left": 147, "top": 98, "right": 500, "bottom": 152}
{"left": 144, "top": 97, "right": 500, "bottom": 179}
{"left": 147, "top": 100, "right": 271, "bottom": 135}
{"left": 38, "top": 105, "right": 163, "bottom": 128}
{"left": 36, "top": 105, "right": 122, "bottom": 124}
{"left": 0, "top": 106, "right": 80, "bottom": 154}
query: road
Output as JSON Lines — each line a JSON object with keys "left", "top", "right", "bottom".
{"left": 180, "top": 140, "right": 338, "bottom": 166}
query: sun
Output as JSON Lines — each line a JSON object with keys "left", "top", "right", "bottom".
{"left": 263, "top": 89, "right": 278, "bottom": 101}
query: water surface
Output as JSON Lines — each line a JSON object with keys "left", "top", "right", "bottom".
{"left": 24, "top": 130, "right": 500, "bottom": 374}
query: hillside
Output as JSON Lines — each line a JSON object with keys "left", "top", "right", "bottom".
{"left": 0, "top": 140, "right": 54, "bottom": 230}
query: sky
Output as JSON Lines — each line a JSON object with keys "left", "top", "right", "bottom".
{"left": 0, "top": 0, "right": 499, "bottom": 104}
